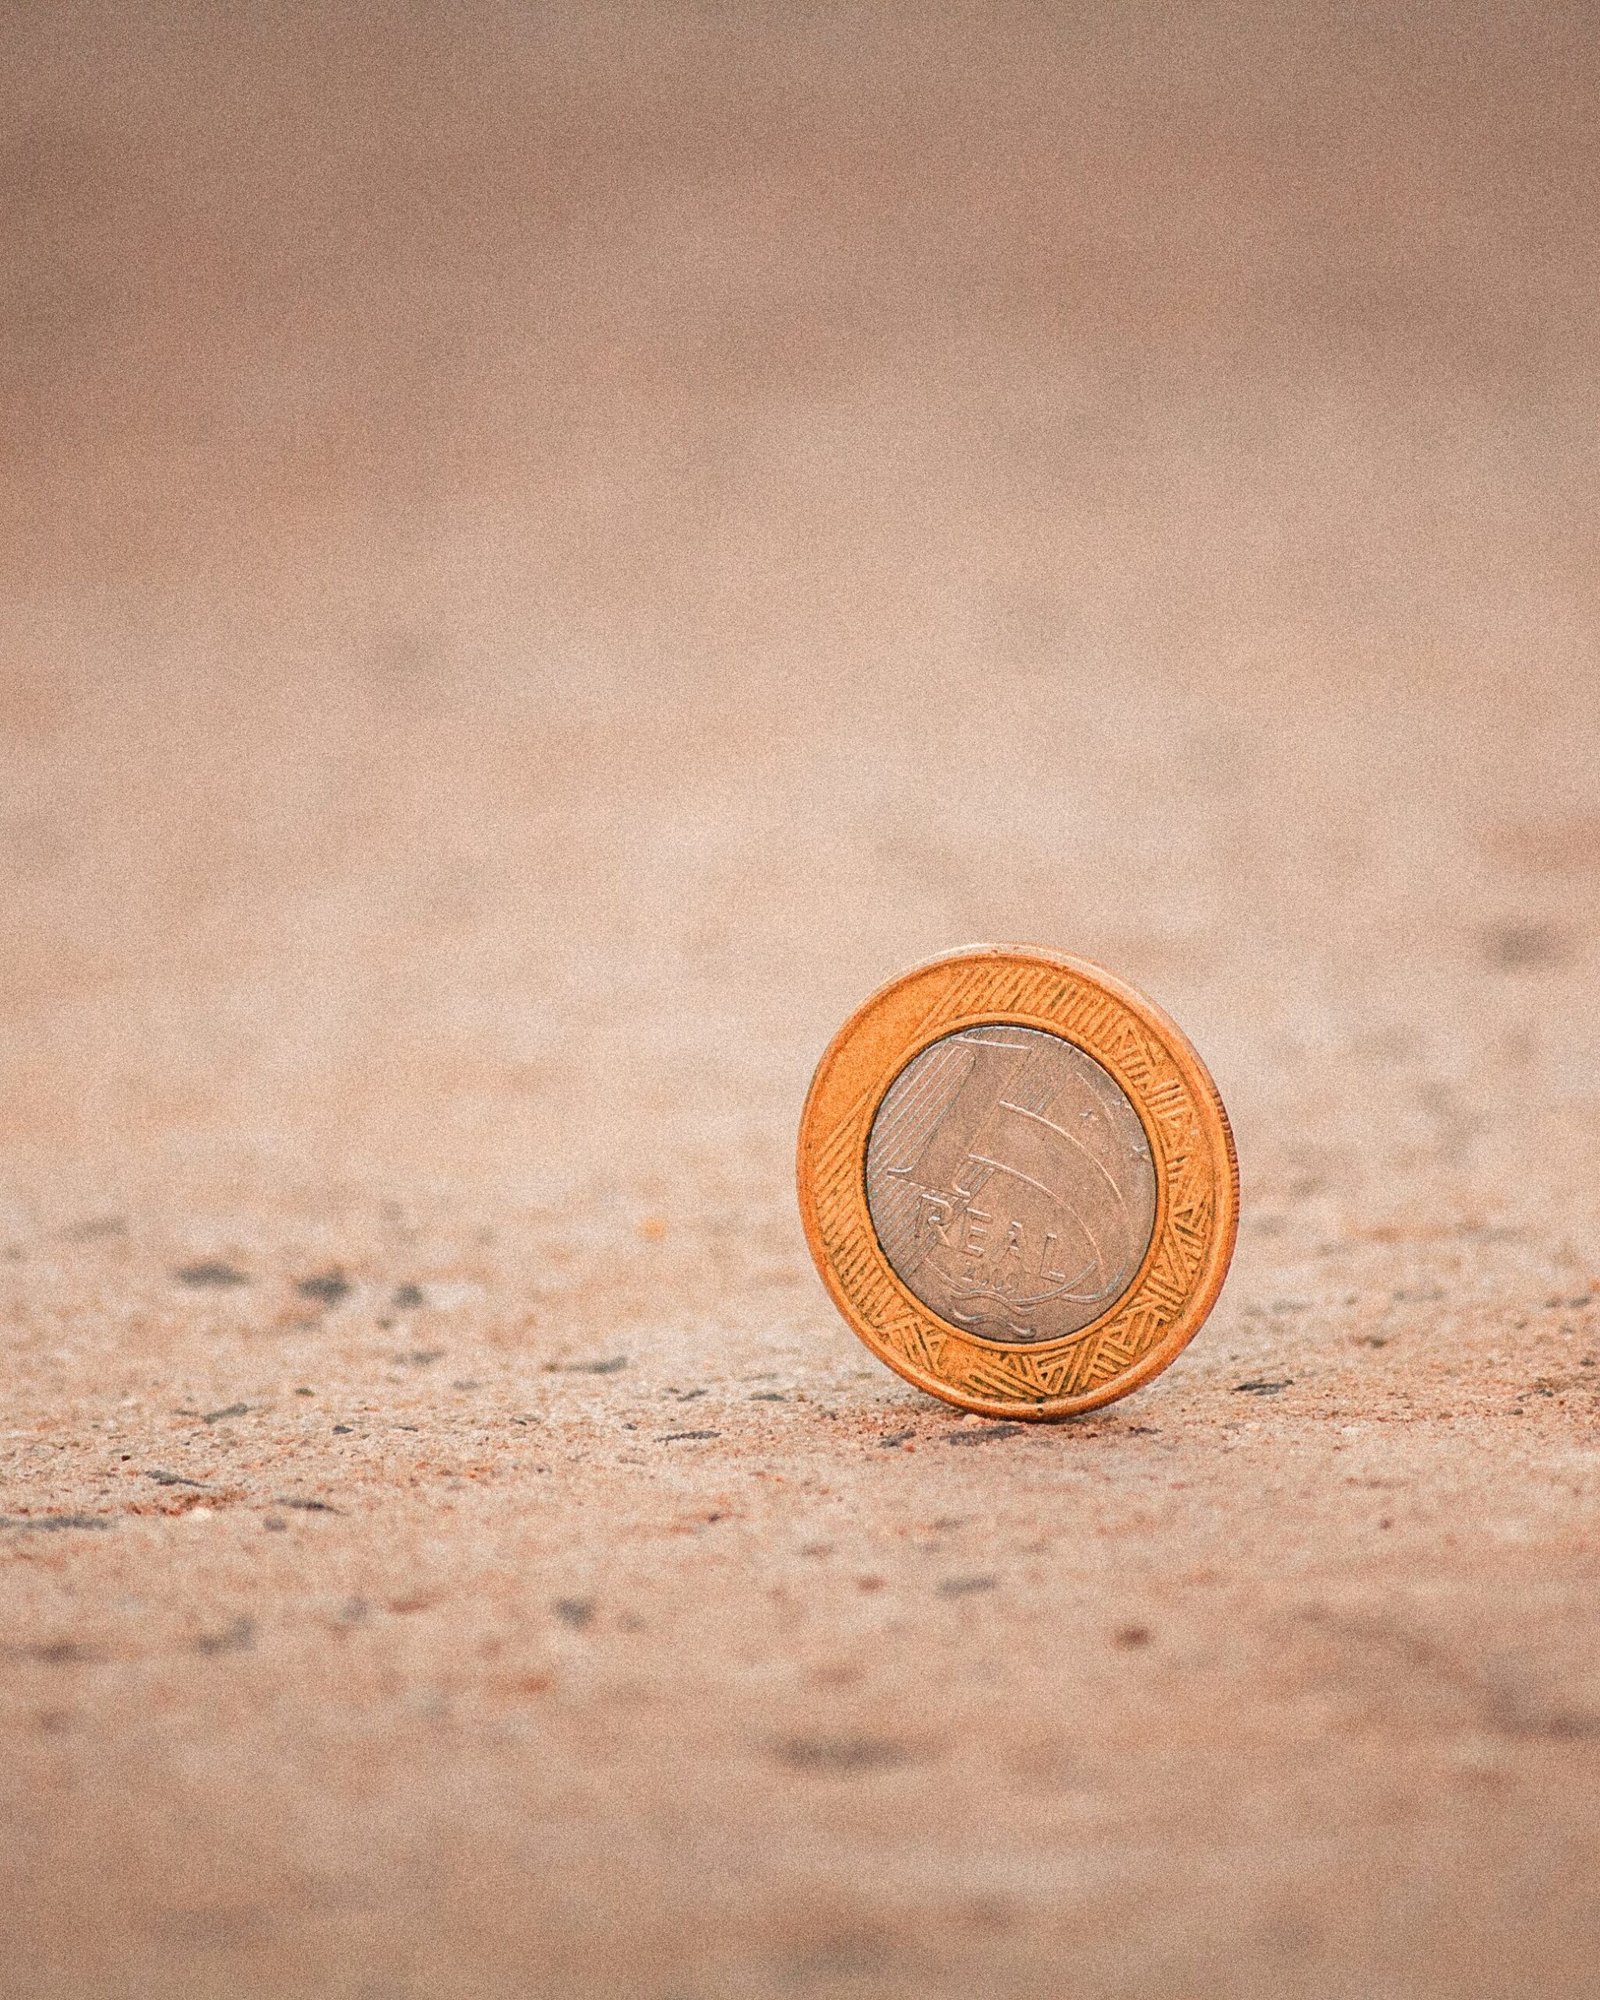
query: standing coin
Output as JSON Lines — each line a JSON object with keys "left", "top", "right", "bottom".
{"left": 797, "top": 947, "right": 1238, "bottom": 1419}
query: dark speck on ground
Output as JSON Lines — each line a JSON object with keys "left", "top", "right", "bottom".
{"left": 297, "top": 1270, "right": 351, "bottom": 1305}
{"left": 173, "top": 1261, "right": 251, "bottom": 1288}
{"left": 1481, "top": 920, "right": 1571, "bottom": 969}
{"left": 774, "top": 1735, "right": 918, "bottom": 1774}
{"left": 0, "top": 1515, "right": 114, "bottom": 1533}
{"left": 195, "top": 1616, "right": 255, "bottom": 1655}
{"left": 61, "top": 1216, "right": 126, "bottom": 1242}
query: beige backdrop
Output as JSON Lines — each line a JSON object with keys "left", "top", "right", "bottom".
{"left": 3, "top": 4, "right": 1599, "bottom": 1996}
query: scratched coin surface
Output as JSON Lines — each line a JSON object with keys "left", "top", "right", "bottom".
{"left": 864, "top": 1025, "right": 1157, "bottom": 1345}
{"left": 797, "top": 946, "right": 1239, "bottom": 1420}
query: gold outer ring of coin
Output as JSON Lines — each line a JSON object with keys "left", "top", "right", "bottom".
{"left": 796, "top": 945, "right": 1239, "bottom": 1420}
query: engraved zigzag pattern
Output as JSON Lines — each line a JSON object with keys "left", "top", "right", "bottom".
{"left": 817, "top": 1087, "right": 875, "bottom": 1176}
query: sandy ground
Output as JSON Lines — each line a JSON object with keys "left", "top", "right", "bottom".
{"left": 3, "top": 4, "right": 1600, "bottom": 1995}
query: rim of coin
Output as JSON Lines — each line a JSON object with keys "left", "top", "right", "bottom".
{"left": 796, "top": 945, "right": 1239, "bottom": 1420}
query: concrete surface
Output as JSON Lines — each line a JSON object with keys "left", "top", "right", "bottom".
{"left": 3, "top": 5, "right": 1599, "bottom": 1995}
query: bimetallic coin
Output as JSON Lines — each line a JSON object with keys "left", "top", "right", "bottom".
{"left": 797, "top": 947, "right": 1238, "bottom": 1420}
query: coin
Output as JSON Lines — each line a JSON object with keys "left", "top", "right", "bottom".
{"left": 797, "top": 947, "right": 1238, "bottom": 1419}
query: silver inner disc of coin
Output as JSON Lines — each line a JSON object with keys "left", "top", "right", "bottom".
{"left": 864, "top": 1024, "right": 1158, "bottom": 1345}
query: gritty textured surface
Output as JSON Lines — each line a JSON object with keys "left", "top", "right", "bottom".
{"left": 3, "top": 5, "right": 1600, "bottom": 1997}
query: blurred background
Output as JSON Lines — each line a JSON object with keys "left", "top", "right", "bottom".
{"left": 5, "top": 0, "right": 1597, "bottom": 1221}
{"left": 4, "top": 5, "right": 1599, "bottom": 1997}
